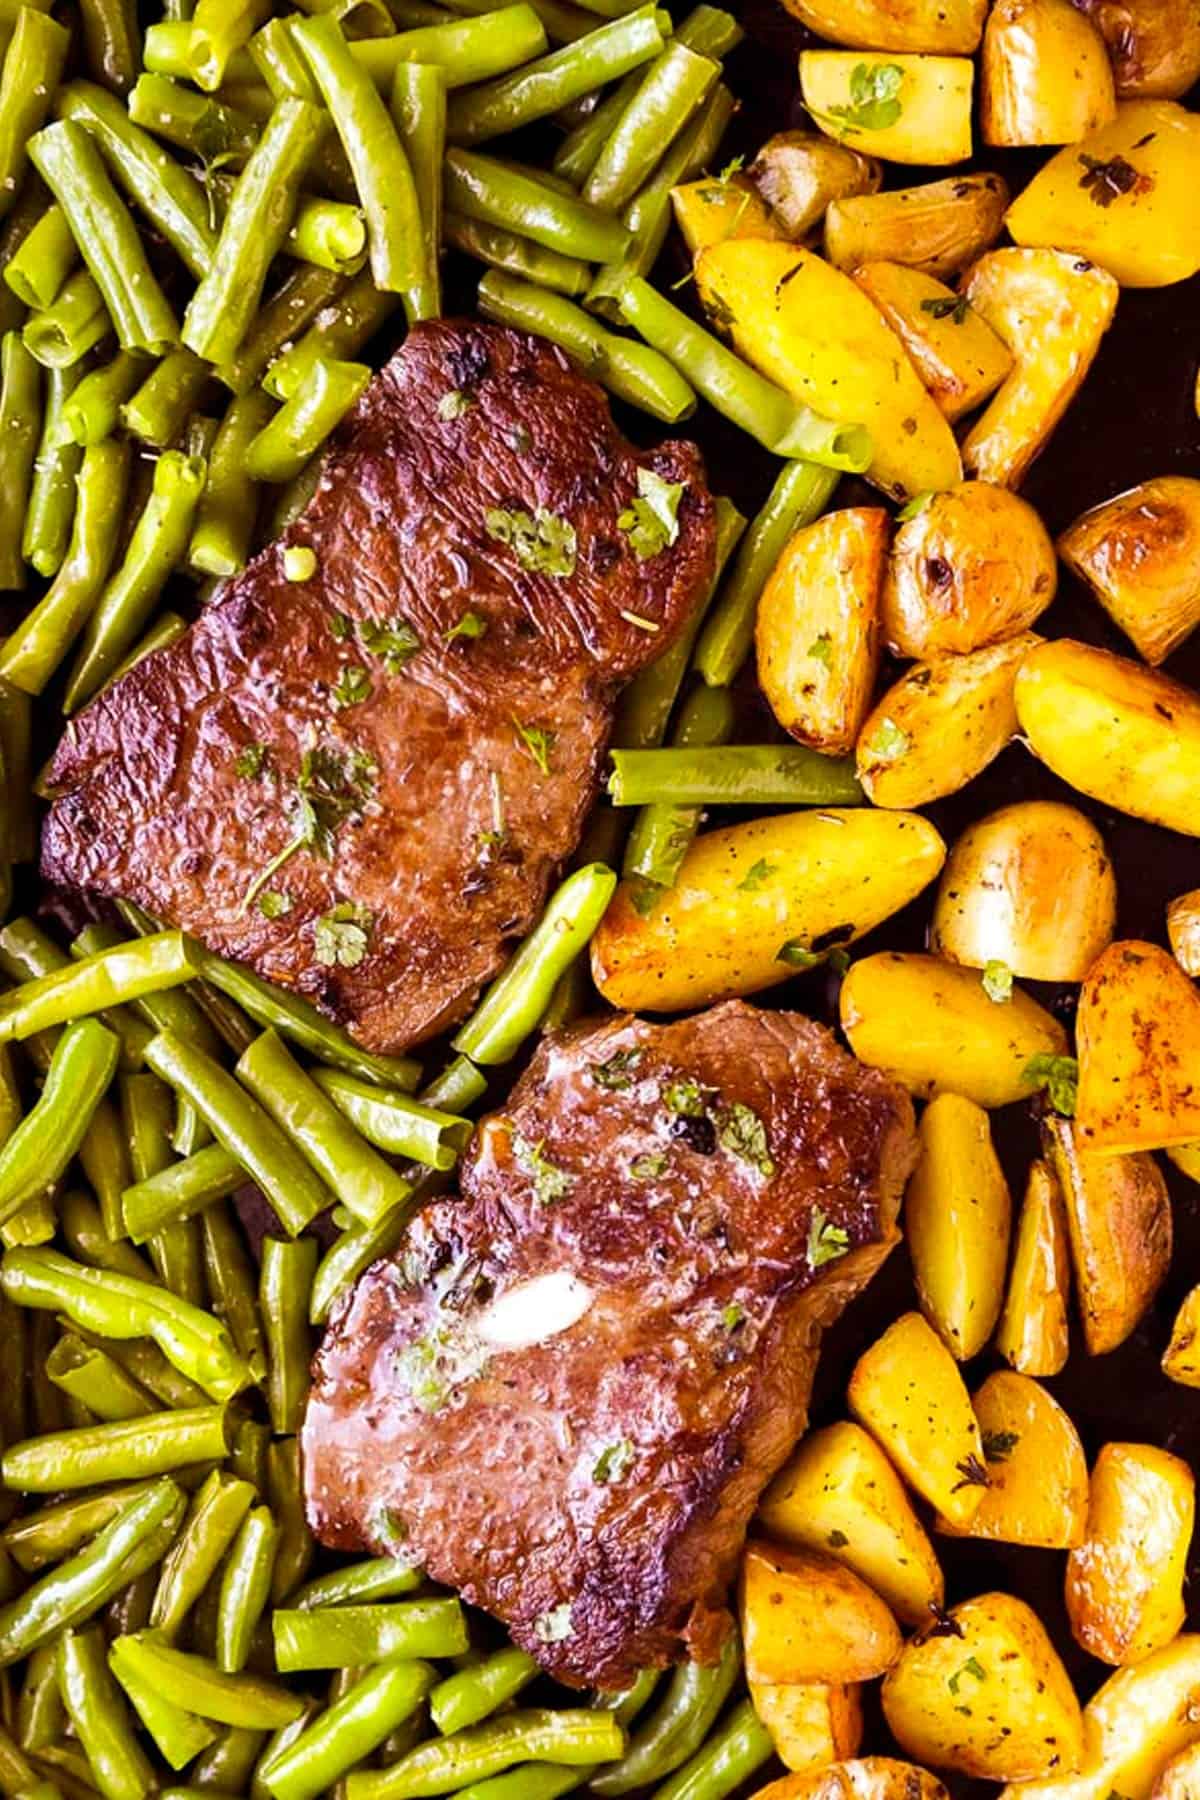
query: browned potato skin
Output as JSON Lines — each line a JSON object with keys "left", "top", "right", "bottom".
{"left": 825, "top": 174, "right": 1009, "bottom": 281}
{"left": 937, "top": 1370, "right": 1089, "bottom": 1548}
{"left": 882, "top": 483, "right": 1056, "bottom": 659}
{"left": 982, "top": 0, "right": 1116, "bottom": 146}
{"left": 1075, "top": 940, "right": 1200, "bottom": 1152}
{"left": 930, "top": 801, "right": 1117, "bottom": 982}
{"left": 1058, "top": 476, "right": 1200, "bottom": 666}
{"left": 741, "top": 1541, "right": 903, "bottom": 1686}
{"left": 670, "top": 178, "right": 784, "bottom": 256}
{"left": 1166, "top": 889, "right": 1200, "bottom": 976}
{"left": 851, "top": 263, "right": 1013, "bottom": 423}
{"left": 1070, "top": 0, "right": 1200, "bottom": 96}
{"left": 757, "top": 507, "right": 885, "bottom": 755}
{"left": 1042, "top": 1116, "right": 1172, "bottom": 1356}
{"left": 749, "top": 132, "right": 882, "bottom": 240}
{"left": 774, "top": 0, "right": 986, "bottom": 51}
{"left": 1065, "top": 1443, "right": 1195, "bottom": 1665}
{"left": 755, "top": 1760, "right": 952, "bottom": 1800}
{"left": 995, "top": 1158, "right": 1071, "bottom": 1377}
{"left": 749, "top": 1681, "right": 864, "bottom": 1773}
{"left": 1162, "top": 1285, "right": 1200, "bottom": 1387}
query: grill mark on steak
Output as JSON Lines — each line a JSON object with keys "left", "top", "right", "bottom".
{"left": 40, "top": 322, "right": 716, "bottom": 1055}
{"left": 302, "top": 1001, "right": 917, "bottom": 1689}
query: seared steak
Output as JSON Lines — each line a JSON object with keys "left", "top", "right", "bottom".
{"left": 303, "top": 1001, "right": 916, "bottom": 1689}
{"left": 41, "top": 322, "right": 715, "bottom": 1055}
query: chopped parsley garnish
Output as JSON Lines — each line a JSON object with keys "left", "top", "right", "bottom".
{"left": 593, "top": 1439, "right": 635, "bottom": 1484}
{"left": 257, "top": 890, "right": 292, "bottom": 920}
{"left": 920, "top": 294, "right": 970, "bottom": 325}
{"left": 809, "top": 633, "right": 833, "bottom": 667}
{"left": 721, "top": 1301, "right": 745, "bottom": 1331}
{"left": 1078, "top": 152, "right": 1140, "bottom": 206}
{"left": 241, "top": 743, "right": 376, "bottom": 911}
{"left": 283, "top": 545, "right": 317, "bottom": 581}
{"left": 827, "top": 1528, "right": 849, "bottom": 1548}
{"left": 328, "top": 610, "right": 354, "bottom": 641}
{"left": 863, "top": 716, "right": 909, "bottom": 764}
{"left": 808, "top": 1205, "right": 851, "bottom": 1268}
{"left": 485, "top": 506, "right": 577, "bottom": 578}
{"left": 630, "top": 1152, "right": 667, "bottom": 1181}
{"left": 591, "top": 1048, "right": 643, "bottom": 1091}
{"left": 533, "top": 1603, "right": 573, "bottom": 1643}
{"left": 513, "top": 1133, "right": 572, "bottom": 1205}
{"left": 737, "top": 858, "right": 776, "bottom": 893}
{"left": 1022, "top": 1053, "right": 1078, "bottom": 1116}
{"left": 897, "top": 490, "right": 934, "bottom": 522}
{"left": 820, "top": 61, "right": 904, "bottom": 134}
{"left": 948, "top": 1655, "right": 987, "bottom": 1696}
{"left": 717, "top": 153, "right": 745, "bottom": 183}
{"left": 717, "top": 1102, "right": 774, "bottom": 1179}
{"left": 982, "top": 960, "right": 1013, "bottom": 1004}
{"left": 618, "top": 468, "right": 685, "bottom": 561}
{"left": 477, "top": 770, "right": 507, "bottom": 855}
{"left": 437, "top": 388, "right": 475, "bottom": 421}
{"left": 663, "top": 1078, "right": 708, "bottom": 1118}
{"left": 445, "top": 610, "right": 487, "bottom": 643}
{"left": 235, "top": 743, "right": 268, "bottom": 780}
{"left": 359, "top": 616, "right": 420, "bottom": 673}
{"left": 314, "top": 902, "right": 372, "bottom": 969}
{"left": 396, "top": 1325, "right": 487, "bottom": 1414}
{"left": 982, "top": 1429, "right": 1020, "bottom": 1463}
{"left": 512, "top": 717, "right": 555, "bottom": 777}
{"left": 330, "top": 664, "right": 372, "bottom": 711}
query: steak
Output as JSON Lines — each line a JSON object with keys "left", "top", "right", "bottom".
{"left": 302, "top": 1000, "right": 916, "bottom": 1689}
{"left": 40, "top": 321, "right": 715, "bottom": 1055}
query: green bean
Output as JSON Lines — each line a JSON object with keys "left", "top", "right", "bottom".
{"left": 190, "top": 1723, "right": 270, "bottom": 1792}
{"left": 151, "top": 1468, "right": 256, "bottom": 1639}
{"left": 261, "top": 1663, "right": 436, "bottom": 1800}
{"left": 351, "top": 7, "right": 542, "bottom": 88}
{"left": 197, "top": 1200, "right": 267, "bottom": 1382}
{"left": 419, "top": 1054, "right": 486, "bottom": 1116}
{"left": 311, "top": 1066, "right": 470, "bottom": 1172}
{"left": 59, "top": 1189, "right": 152, "bottom": 1283}
{"left": 458, "top": 1774, "right": 588, "bottom": 1800}
{"left": 349, "top": 1710, "right": 624, "bottom": 1799}
{"left": 0, "top": 1193, "right": 54, "bottom": 1252}
{"left": 0, "top": 1020, "right": 118, "bottom": 1224}
{"left": 259, "top": 1234, "right": 316, "bottom": 1433}
{"left": 46, "top": 1336, "right": 156, "bottom": 1422}
{"left": 0, "top": 1479, "right": 187, "bottom": 1666}
{"left": 249, "top": 18, "right": 318, "bottom": 97}
{"left": 244, "top": 356, "right": 369, "bottom": 483}
{"left": 73, "top": 924, "right": 221, "bottom": 1066}
{"left": 4, "top": 205, "right": 76, "bottom": 310}
{"left": 0, "top": 13, "right": 70, "bottom": 223}
{"left": 590, "top": 1638, "right": 738, "bottom": 1795}
{"left": 149, "top": 1216, "right": 206, "bottom": 1307}
{"left": 3, "top": 1404, "right": 231, "bottom": 1492}
{"left": 609, "top": 743, "right": 863, "bottom": 806}
{"left": 123, "top": 1143, "right": 243, "bottom": 1241}
{"left": 0, "top": 933, "right": 196, "bottom": 1043}
{"left": 649, "top": 1699, "right": 772, "bottom": 1800}
{"left": 447, "top": 5, "right": 662, "bottom": 142}
{"left": 274, "top": 1600, "right": 468, "bottom": 1673}
{"left": 444, "top": 211, "right": 589, "bottom": 296}
{"left": 21, "top": 364, "right": 82, "bottom": 581}
{"left": 292, "top": 15, "right": 424, "bottom": 292}
{"left": 308, "top": 1189, "right": 421, "bottom": 1326}
{"left": 142, "top": 19, "right": 255, "bottom": 83}
{"left": 55, "top": 1627, "right": 156, "bottom": 1800}
{"left": 265, "top": 1436, "right": 313, "bottom": 1605}
{"left": 121, "top": 1069, "right": 175, "bottom": 1187}
{"left": 62, "top": 452, "right": 206, "bottom": 711}
{"left": 0, "top": 333, "right": 39, "bottom": 591}
{"left": 0, "top": 179, "right": 46, "bottom": 334}
{"left": 262, "top": 268, "right": 401, "bottom": 399}
{"left": 553, "top": 77, "right": 631, "bottom": 183}
{"left": 27, "top": 1741, "right": 95, "bottom": 1798}
{"left": 444, "top": 0, "right": 600, "bottom": 43}
{"left": 78, "top": 0, "right": 140, "bottom": 95}
{"left": 104, "top": 1562, "right": 162, "bottom": 1635}
{"left": 78, "top": 1096, "right": 134, "bottom": 1240}
{"left": 251, "top": 1703, "right": 321, "bottom": 1800}
{"left": 453, "top": 862, "right": 616, "bottom": 1064}
{"left": 694, "top": 459, "right": 840, "bottom": 685}
{"left": 217, "top": 266, "right": 344, "bottom": 400}
{"left": 621, "top": 680, "right": 732, "bottom": 893}
{"left": 106, "top": 612, "right": 190, "bottom": 691}
{"left": 120, "top": 349, "right": 211, "bottom": 447}
{"left": 584, "top": 42, "right": 716, "bottom": 211}
{"left": 390, "top": 62, "right": 444, "bottom": 323}
{"left": 599, "top": 1668, "right": 661, "bottom": 1729}
{"left": 283, "top": 193, "right": 367, "bottom": 274}
{"left": 58, "top": 351, "right": 145, "bottom": 448}
{"left": 17, "top": 1649, "right": 64, "bottom": 1754}
{"left": 22, "top": 272, "right": 110, "bottom": 372}
{"left": 191, "top": 0, "right": 273, "bottom": 91}
{"left": 94, "top": 1333, "right": 210, "bottom": 1411}
{"left": 0, "top": 681, "right": 30, "bottom": 863}
{"left": 0, "top": 1722, "right": 42, "bottom": 1800}
{"left": 108, "top": 1638, "right": 219, "bottom": 1771}
{"left": 0, "top": 921, "right": 154, "bottom": 1073}
{"left": 445, "top": 150, "right": 629, "bottom": 262}
{"left": 107, "top": 1639, "right": 303, "bottom": 1731}
{"left": 214, "top": 1505, "right": 277, "bottom": 1674}
{"left": 430, "top": 1650, "right": 539, "bottom": 1736}
{"left": 126, "top": 69, "right": 259, "bottom": 160}
{"left": 292, "top": 1556, "right": 421, "bottom": 1612}
{"left": 1, "top": 1482, "right": 154, "bottom": 1572}
{"left": 56, "top": 81, "right": 216, "bottom": 283}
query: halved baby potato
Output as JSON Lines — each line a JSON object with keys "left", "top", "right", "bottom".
{"left": 1075, "top": 940, "right": 1200, "bottom": 1152}
{"left": 749, "top": 1680, "right": 864, "bottom": 1773}
{"left": 1167, "top": 889, "right": 1200, "bottom": 977}
{"left": 995, "top": 1158, "right": 1071, "bottom": 1377}
{"left": 749, "top": 131, "right": 882, "bottom": 240}
{"left": 756, "top": 1759, "right": 951, "bottom": 1800}
{"left": 670, "top": 177, "right": 784, "bottom": 256}
{"left": 1070, "top": 0, "right": 1200, "bottom": 99}
{"left": 882, "top": 482, "right": 1056, "bottom": 658}
{"left": 982, "top": 0, "right": 1116, "bottom": 146}
{"left": 775, "top": 0, "right": 985, "bottom": 51}
{"left": 1065, "top": 1442, "right": 1195, "bottom": 1665}
{"left": 826, "top": 174, "right": 1009, "bottom": 280}
{"left": 756, "top": 507, "right": 885, "bottom": 755}
{"left": 741, "top": 1540, "right": 902, "bottom": 1686}
{"left": 930, "top": 801, "right": 1117, "bottom": 982}
{"left": 882, "top": 1592, "right": 1084, "bottom": 1780}
{"left": 1058, "top": 475, "right": 1200, "bottom": 666}
{"left": 1152, "top": 1743, "right": 1200, "bottom": 1800}
{"left": 800, "top": 53, "right": 974, "bottom": 166}
{"left": 1163, "top": 1286, "right": 1200, "bottom": 1388}
{"left": 937, "top": 1371, "right": 1089, "bottom": 1548}
{"left": 905, "top": 1093, "right": 1011, "bottom": 1360}
{"left": 961, "top": 248, "right": 1118, "bottom": 487}
{"left": 851, "top": 263, "right": 1012, "bottom": 422}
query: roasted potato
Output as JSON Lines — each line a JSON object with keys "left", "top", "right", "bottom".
{"left": 840, "top": 951, "right": 1067, "bottom": 1107}
{"left": 799, "top": 54, "right": 974, "bottom": 166}
{"left": 1167, "top": 889, "right": 1200, "bottom": 977}
{"left": 1043, "top": 1116, "right": 1172, "bottom": 1356}
{"left": 695, "top": 240, "right": 962, "bottom": 502}
{"left": 1006, "top": 101, "right": 1200, "bottom": 288}
{"left": 749, "top": 132, "right": 882, "bottom": 239}
{"left": 756, "top": 1759, "right": 951, "bottom": 1800}
{"left": 882, "top": 482, "right": 1056, "bottom": 658}
{"left": 1167, "top": 1142, "right": 1200, "bottom": 1184}
{"left": 1152, "top": 1742, "right": 1200, "bottom": 1800}
{"left": 995, "top": 1159, "right": 1071, "bottom": 1377}
{"left": 905, "top": 1093, "right": 1011, "bottom": 1360}
{"left": 851, "top": 263, "right": 1012, "bottom": 422}
{"left": 982, "top": 0, "right": 1116, "bottom": 146}
{"left": 930, "top": 801, "right": 1117, "bottom": 982}
{"left": 1075, "top": 940, "right": 1200, "bottom": 1152}
{"left": 741, "top": 1541, "right": 903, "bottom": 1686}
{"left": 759, "top": 1421, "right": 944, "bottom": 1626}
{"left": 756, "top": 508, "right": 885, "bottom": 755}
{"left": 847, "top": 1311, "right": 986, "bottom": 1528}
{"left": 1163, "top": 1286, "right": 1200, "bottom": 1388}
{"left": 774, "top": 0, "right": 985, "bottom": 50}
{"left": 590, "top": 809, "right": 946, "bottom": 1014}
{"left": 826, "top": 174, "right": 1009, "bottom": 280}
{"left": 937, "top": 1371, "right": 1089, "bottom": 1548}
{"left": 670, "top": 177, "right": 785, "bottom": 256}
{"left": 961, "top": 249, "right": 1118, "bottom": 486}
{"left": 882, "top": 1593, "right": 1084, "bottom": 1780}
{"left": 1065, "top": 1443, "right": 1195, "bottom": 1665}
{"left": 1058, "top": 476, "right": 1200, "bottom": 665}
{"left": 1070, "top": 0, "right": 1200, "bottom": 98}
{"left": 1015, "top": 638, "right": 1200, "bottom": 837}
{"left": 750, "top": 1681, "right": 864, "bottom": 1773}
{"left": 856, "top": 633, "right": 1039, "bottom": 810}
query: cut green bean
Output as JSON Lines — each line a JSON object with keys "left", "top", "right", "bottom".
{"left": 311, "top": 1066, "right": 471, "bottom": 1171}
{"left": 447, "top": 5, "right": 663, "bottom": 142}
{"left": 357, "top": 8, "right": 544, "bottom": 87}
{"left": 78, "top": 0, "right": 140, "bottom": 95}
{"left": 60, "top": 1189, "right": 155, "bottom": 1283}
{"left": 3, "top": 1483, "right": 157, "bottom": 1574}
{"left": 446, "top": 149, "right": 629, "bottom": 261}
{"left": 148, "top": 1215, "right": 205, "bottom": 1308}
{"left": 218, "top": 262, "right": 345, "bottom": 398}
{"left": 199, "top": 1200, "right": 269, "bottom": 1382}
{"left": 609, "top": 743, "right": 863, "bottom": 806}
{"left": 308, "top": 1185, "right": 425, "bottom": 1326}
{"left": 46, "top": 1336, "right": 156, "bottom": 1422}
{"left": 259, "top": 1234, "right": 316, "bottom": 1434}
{"left": 150, "top": 1468, "right": 256, "bottom": 1640}
{"left": 21, "top": 364, "right": 83, "bottom": 580}
{"left": 186, "top": 392, "right": 269, "bottom": 573}
{"left": 266, "top": 1435, "right": 313, "bottom": 1605}
{"left": 190, "top": 1724, "right": 270, "bottom": 1791}
{"left": 261, "top": 1663, "right": 436, "bottom": 1800}
{"left": 649, "top": 1699, "right": 772, "bottom": 1800}
{"left": 622, "top": 683, "right": 732, "bottom": 892}
{"left": 0, "top": 919, "right": 153, "bottom": 1073}
{"left": 17, "top": 1648, "right": 64, "bottom": 1754}
{"left": 191, "top": 0, "right": 273, "bottom": 90}
{"left": 261, "top": 268, "right": 401, "bottom": 399}
{"left": 430, "top": 1650, "right": 539, "bottom": 1737}
{"left": 122, "top": 1143, "right": 243, "bottom": 1241}
{"left": 274, "top": 1600, "right": 469, "bottom": 1672}
{"left": 56, "top": 1627, "right": 156, "bottom": 1800}
{"left": 251, "top": 1703, "right": 321, "bottom": 1800}
{"left": 0, "top": 679, "right": 31, "bottom": 863}
{"left": 108, "top": 1637, "right": 219, "bottom": 1771}
{"left": 292, "top": 1555, "right": 421, "bottom": 1612}
{"left": 22, "top": 270, "right": 110, "bottom": 370}
{"left": 3, "top": 1405, "right": 231, "bottom": 1492}
{"left": 126, "top": 71, "right": 354, "bottom": 199}
{"left": 584, "top": 42, "right": 717, "bottom": 211}
{"left": 107, "top": 1638, "right": 303, "bottom": 1731}
{"left": 0, "top": 933, "right": 197, "bottom": 1042}
{"left": 419, "top": 1054, "right": 486, "bottom": 1116}
{"left": 215, "top": 1505, "right": 277, "bottom": 1674}
{"left": 390, "top": 61, "right": 444, "bottom": 323}
{"left": 0, "top": 333, "right": 39, "bottom": 590}
{"left": 121, "top": 349, "right": 211, "bottom": 447}
{"left": 0, "top": 12, "right": 70, "bottom": 223}
{"left": 444, "top": 0, "right": 601, "bottom": 43}
{"left": 554, "top": 75, "right": 634, "bottom": 183}
{"left": 249, "top": 17, "right": 318, "bottom": 96}
{"left": 142, "top": 18, "right": 257, "bottom": 83}
{"left": 590, "top": 1637, "right": 739, "bottom": 1795}
{"left": 348, "top": 1710, "right": 624, "bottom": 1799}
{"left": 0, "top": 1020, "right": 118, "bottom": 1225}
{"left": 60, "top": 350, "right": 146, "bottom": 447}
{"left": 76, "top": 1095, "right": 133, "bottom": 1239}
{"left": 443, "top": 211, "right": 589, "bottom": 296}
{"left": 244, "top": 355, "right": 369, "bottom": 482}
{"left": 75, "top": 923, "right": 222, "bottom": 1065}
{"left": 4, "top": 204, "right": 76, "bottom": 310}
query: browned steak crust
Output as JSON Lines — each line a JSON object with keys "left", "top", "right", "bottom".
{"left": 302, "top": 1001, "right": 917, "bottom": 1689}
{"left": 40, "top": 321, "right": 715, "bottom": 1055}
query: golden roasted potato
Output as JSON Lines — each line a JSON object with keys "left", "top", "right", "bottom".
{"left": 906, "top": 1093, "right": 1011, "bottom": 1360}
{"left": 1075, "top": 940, "right": 1200, "bottom": 1152}
{"left": 995, "top": 1159, "right": 1071, "bottom": 1377}
{"left": 741, "top": 1541, "right": 902, "bottom": 1686}
{"left": 1043, "top": 1116, "right": 1172, "bottom": 1356}
{"left": 937, "top": 1371, "right": 1089, "bottom": 1548}
{"left": 1163, "top": 1286, "right": 1200, "bottom": 1388}
{"left": 826, "top": 174, "right": 1009, "bottom": 280}
{"left": 759, "top": 1421, "right": 944, "bottom": 1627}
{"left": 670, "top": 177, "right": 784, "bottom": 256}
{"left": 590, "top": 809, "right": 946, "bottom": 1014}
{"left": 847, "top": 1311, "right": 986, "bottom": 1528}
{"left": 851, "top": 263, "right": 1012, "bottom": 422}
{"left": 882, "top": 482, "right": 1056, "bottom": 658}
{"left": 882, "top": 1593, "right": 1084, "bottom": 1780}
{"left": 982, "top": 0, "right": 1116, "bottom": 146}
{"left": 1015, "top": 638, "right": 1200, "bottom": 836}
{"left": 930, "top": 801, "right": 1117, "bottom": 982}
{"left": 1066, "top": 1443, "right": 1195, "bottom": 1666}
{"left": 750, "top": 1681, "right": 863, "bottom": 1773}
{"left": 749, "top": 132, "right": 882, "bottom": 240}
{"left": 1006, "top": 101, "right": 1200, "bottom": 288}
{"left": 961, "top": 248, "right": 1118, "bottom": 486}
{"left": 1070, "top": 0, "right": 1200, "bottom": 98}
{"left": 857, "top": 633, "right": 1039, "bottom": 810}
{"left": 1168, "top": 1142, "right": 1200, "bottom": 1183}
{"left": 775, "top": 0, "right": 984, "bottom": 50}
{"left": 695, "top": 240, "right": 962, "bottom": 502}
{"left": 840, "top": 950, "right": 1067, "bottom": 1107}
{"left": 1058, "top": 476, "right": 1200, "bottom": 665}
{"left": 1167, "top": 890, "right": 1200, "bottom": 977}
{"left": 756, "top": 508, "right": 885, "bottom": 755}
{"left": 1151, "top": 1742, "right": 1200, "bottom": 1800}
{"left": 799, "top": 54, "right": 974, "bottom": 166}
{"left": 755, "top": 1759, "right": 951, "bottom": 1800}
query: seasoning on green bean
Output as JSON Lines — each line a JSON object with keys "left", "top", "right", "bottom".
{"left": 46, "top": 1335, "right": 156, "bottom": 1422}
{"left": 215, "top": 1504, "right": 278, "bottom": 1674}
{"left": 3, "top": 204, "right": 76, "bottom": 310}
{"left": 77, "top": 0, "right": 141, "bottom": 95}
{"left": 258, "top": 1233, "right": 316, "bottom": 1434}
{"left": 310, "top": 1066, "right": 470, "bottom": 1172}
{"left": 261, "top": 1662, "right": 436, "bottom": 1800}
{"left": 0, "top": 11, "right": 70, "bottom": 223}
{"left": 108, "top": 1637, "right": 303, "bottom": 1731}
{"left": 273, "top": 1599, "right": 469, "bottom": 1673}
{"left": 444, "top": 211, "right": 590, "bottom": 298}
{"left": 126, "top": 68, "right": 260, "bottom": 160}
{"left": 585, "top": 42, "right": 717, "bottom": 211}
{"left": 262, "top": 268, "right": 402, "bottom": 400}
{"left": 431, "top": 1650, "right": 540, "bottom": 1737}
{"left": 390, "top": 61, "right": 445, "bottom": 323}
{"left": 244, "top": 356, "right": 369, "bottom": 484}
{"left": 590, "top": 1638, "right": 739, "bottom": 1796}
{"left": 108, "top": 1637, "right": 220, "bottom": 1771}
{"left": 348, "top": 1709, "right": 625, "bottom": 1800}
{"left": 55, "top": 1626, "right": 157, "bottom": 1800}
{"left": 0, "top": 333, "right": 40, "bottom": 591}
{"left": 151, "top": 1468, "right": 256, "bottom": 1640}
{"left": 446, "top": 149, "right": 630, "bottom": 263}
